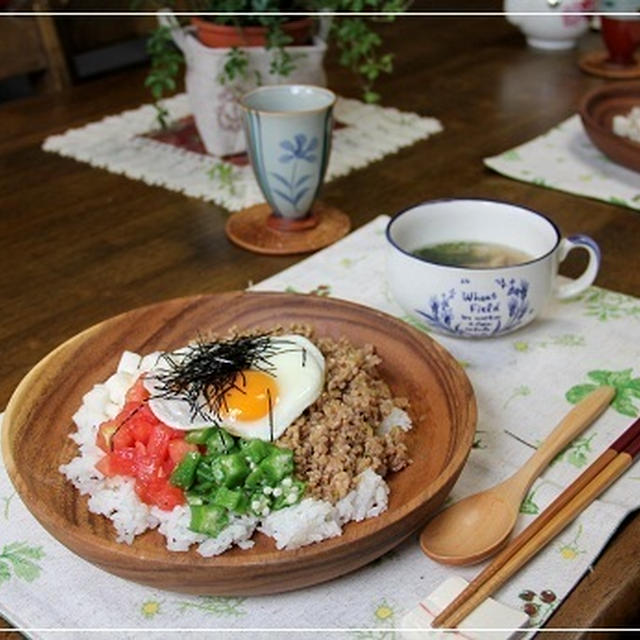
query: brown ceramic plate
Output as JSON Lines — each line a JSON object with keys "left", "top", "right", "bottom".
{"left": 579, "top": 81, "right": 640, "bottom": 173}
{"left": 1, "top": 292, "right": 476, "bottom": 595}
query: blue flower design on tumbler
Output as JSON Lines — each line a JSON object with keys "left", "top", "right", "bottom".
{"left": 278, "top": 133, "right": 318, "bottom": 163}
{"left": 240, "top": 85, "right": 335, "bottom": 227}
{"left": 270, "top": 134, "right": 318, "bottom": 208}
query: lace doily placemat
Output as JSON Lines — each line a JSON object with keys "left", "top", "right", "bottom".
{"left": 42, "top": 93, "right": 442, "bottom": 211}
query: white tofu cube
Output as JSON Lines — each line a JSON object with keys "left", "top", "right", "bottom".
{"left": 104, "top": 402, "right": 120, "bottom": 419}
{"left": 140, "top": 351, "right": 162, "bottom": 372}
{"left": 105, "top": 372, "right": 133, "bottom": 406}
{"left": 117, "top": 350, "right": 142, "bottom": 375}
{"left": 82, "top": 384, "right": 110, "bottom": 413}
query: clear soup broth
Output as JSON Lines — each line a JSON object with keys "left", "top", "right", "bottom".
{"left": 412, "top": 241, "right": 532, "bottom": 268}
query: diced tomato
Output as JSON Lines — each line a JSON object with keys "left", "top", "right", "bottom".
{"left": 129, "top": 419, "right": 153, "bottom": 444}
{"left": 137, "top": 402, "right": 160, "bottom": 425}
{"left": 142, "top": 477, "right": 185, "bottom": 510}
{"left": 133, "top": 450, "right": 159, "bottom": 486}
{"left": 112, "top": 423, "right": 135, "bottom": 450}
{"left": 109, "top": 448, "right": 138, "bottom": 476}
{"left": 96, "top": 449, "right": 138, "bottom": 478}
{"left": 92, "top": 376, "right": 192, "bottom": 510}
{"left": 125, "top": 376, "right": 150, "bottom": 404}
{"left": 168, "top": 439, "right": 198, "bottom": 464}
{"left": 118, "top": 401, "right": 144, "bottom": 424}
{"left": 95, "top": 454, "right": 113, "bottom": 476}
{"left": 166, "top": 425, "right": 187, "bottom": 439}
{"left": 147, "top": 424, "right": 172, "bottom": 462}
{"left": 134, "top": 478, "right": 152, "bottom": 503}
{"left": 96, "top": 420, "right": 118, "bottom": 453}
{"left": 163, "top": 457, "right": 177, "bottom": 476}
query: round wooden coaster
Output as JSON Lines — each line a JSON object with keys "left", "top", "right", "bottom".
{"left": 225, "top": 202, "right": 351, "bottom": 255}
{"left": 579, "top": 50, "right": 640, "bottom": 79}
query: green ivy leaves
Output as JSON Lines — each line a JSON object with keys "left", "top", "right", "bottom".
{"left": 145, "top": 25, "right": 183, "bottom": 129}
{"left": 144, "top": 1, "right": 406, "bottom": 126}
{"left": 0, "top": 542, "right": 45, "bottom": 585}
{"left": 566, "top": 369, "right": 640, "bottom": 417}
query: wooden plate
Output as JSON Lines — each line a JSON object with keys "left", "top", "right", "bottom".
{"left": 579, "top": 81, "right": 640, "bottom": 173}
{"left": 1, "top": 292, "right": 476, "bottom": 595}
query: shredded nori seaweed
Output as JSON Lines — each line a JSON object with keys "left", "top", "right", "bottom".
{"left": 149, "top": 334, "right": 299, "bottom": 421}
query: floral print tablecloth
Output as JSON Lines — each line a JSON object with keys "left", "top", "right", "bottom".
{"left": 1, "top": 216, "right": 639, "bottom": 639}
{"left": 485, "top": 114, "right": 640, "bottom": 211}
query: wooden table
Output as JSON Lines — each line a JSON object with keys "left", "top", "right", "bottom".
{"left": 1, "top": 13, "right": 639, "bottom": 639}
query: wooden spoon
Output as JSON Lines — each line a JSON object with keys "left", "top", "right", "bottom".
{"left": 420, "top": 385, "right": 615, "bottom": 566}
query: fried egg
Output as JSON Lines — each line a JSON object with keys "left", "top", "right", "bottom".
{"left": 145, "top": 334, "right": 325, "bottom": 441}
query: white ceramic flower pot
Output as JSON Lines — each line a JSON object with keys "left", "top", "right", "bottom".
{"left": 158, "top": 12, "right": 328, "bottom": 157}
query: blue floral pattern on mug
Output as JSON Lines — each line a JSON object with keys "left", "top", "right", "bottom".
{"left": 270, "top": 134, "right": 318, "bottom": 209}
{"left": 415, "top": 277, "right": 533, "bottom": 337}
{"left": 495, "top": 277, "right": 531, "bottom": 333}
{"left": 416, "top": 289, "right": 465, "bottom": 336}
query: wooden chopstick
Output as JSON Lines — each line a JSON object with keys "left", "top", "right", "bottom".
{"left": 433, "top": 416, "right": 640, "bottom": 629}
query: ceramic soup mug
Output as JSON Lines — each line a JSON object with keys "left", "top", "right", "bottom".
{"left": 240, "top": 84, "right": 335, "bottom": 230}
{"left": 386, "top": 199, "right": 601, "bottom": 338}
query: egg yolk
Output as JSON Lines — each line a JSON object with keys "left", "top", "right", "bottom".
{"left": 222, "top": 370, "right": 279, "bottom": 422}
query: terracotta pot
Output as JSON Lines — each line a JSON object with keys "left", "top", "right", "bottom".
{"left": 191, "top": 17, "right": 313, "bottom": 48}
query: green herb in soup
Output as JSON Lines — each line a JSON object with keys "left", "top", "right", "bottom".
{"left": 412, "top": 241, "right": 532, "bottom": 268}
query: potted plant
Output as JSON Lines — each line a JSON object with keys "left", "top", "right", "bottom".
{"left": 142, "top": 0, "right": 404, "bottom": 156}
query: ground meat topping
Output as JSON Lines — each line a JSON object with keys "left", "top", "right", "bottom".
{"left": 277, "top": 333, "right": 411, "bottom": 503}
{"left": 208, "top": 324, "right": 412, "bottom": 504}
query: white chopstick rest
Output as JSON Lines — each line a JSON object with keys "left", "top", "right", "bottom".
{"left": 400, "top": 577, "right": 529, "bottom": 640}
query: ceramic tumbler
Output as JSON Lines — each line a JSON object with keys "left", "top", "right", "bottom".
{"left": 599, "top": 0, "right": 640, "bottom": 66}
{"left": 240, "top": 85, "right": 335, "bottom": 230}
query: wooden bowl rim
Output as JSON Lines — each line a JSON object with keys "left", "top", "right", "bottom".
{"left": 2, "top": 291, "right": 476, "bottom": 570}
{"left": 579, "top": 81, "right": 640, "bottom": 153}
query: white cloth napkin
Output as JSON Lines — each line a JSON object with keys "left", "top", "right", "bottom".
{"left": 1, "top": 216, "right": 639, "bottom": 639}
{"left": 485, "top": 114, "right": 640, "bottom": 211}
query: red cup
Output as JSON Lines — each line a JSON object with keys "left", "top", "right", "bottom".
{"left": 601, "top": 16, "right": 640, "bottom": 65}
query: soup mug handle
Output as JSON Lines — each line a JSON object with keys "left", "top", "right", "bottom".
{"left": 554, "top": 235, "right": 601, "bottom": 300}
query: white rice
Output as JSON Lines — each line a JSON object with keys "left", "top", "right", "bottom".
{"left": 88, "top": 477, "right": 159, "bottom": 544}
{"left": 379, "top": 406, "right": 412, "bottom": 434}
{"left": 613, "top": 106, "right": 640, "bottom": 143}
{"left": 335, "top": 467, "right": 390, "bottom": 524}
{"left": 260, "top": 468, "right": 390, "bottom": 550}
{"left": 60, "top": 349, "right": 408, "bottom": 555}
